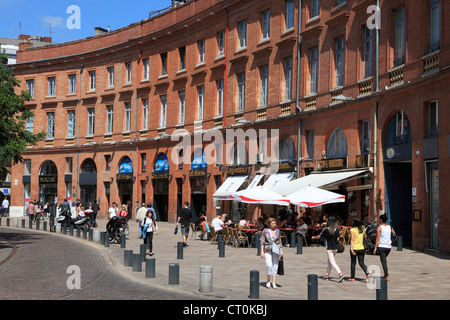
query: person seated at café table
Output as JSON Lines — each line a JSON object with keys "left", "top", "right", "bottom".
{"left": 302, "top": 211, "right": 312, "bottom": 226}
{"left": 256, "top": 217, "right": 267, "bottom": 231}
{"left": 239, "top": 215, "right": 249, "bottom": 228}
{"left": 296, "top": 217, "right": 309, "bottom": 238}
{"left": 211, "top": 213, "right": 225, "bottom": 234}
{"left": 286, "top": 214, "right": 298, "bottom": 229}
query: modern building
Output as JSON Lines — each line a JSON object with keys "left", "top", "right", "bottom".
{"left": 0, "top": 35, "right": 52, "bottom": 64}
{"left": 8, "top": 0, "right": 449, "bottom": 253}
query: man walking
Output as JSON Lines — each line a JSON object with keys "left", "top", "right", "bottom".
{"left": 177, "top": 202, "right": 192, "bottom": 247}
{"left": 136, "top": 203, "right": 149, "bottom": 239}
{"left": 1, "top": 197, "right": 9, "bottom": 217}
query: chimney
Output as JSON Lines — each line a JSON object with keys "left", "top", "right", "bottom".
{"left": 18, "top": 40, "right": 33, "bottom": 51}
{"left": 172, "top": 0, "right": 188, "bottom": 8}
{"left": 94, "top": 27, "right": 108, "bottom": 36}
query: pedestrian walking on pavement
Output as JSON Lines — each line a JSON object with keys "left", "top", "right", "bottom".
{"left": 27, "top": 200, "right": 36, "bottom": 223}
{"left": 260, "top": 218, "right": 283, "bottom": 289}
{"left": 349, "top": 218, "right": 370, "bottom": 282}
{"left": 141, "top": 209, "right": 157, "bottom": 256}
{"left": 374, "top": 214, "right": 395, "bottom": 281}
{"left": 177, "top": 202, "right": 192, "bottom": 247}
{"left": 91, "top": 200, "right": 99, "bottom": 227}
{"left": 136, "top": 203, "right": 147, "bottom": 239}
{"left": 108, "top": 202, "right": 118, "bottom": 219}
{"left": 312, "top": 216, "right": 345, "bottom": 282}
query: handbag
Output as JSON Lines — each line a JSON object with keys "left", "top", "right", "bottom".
{"left": 337, "top": 239, "right": 345, "bottom": 253}
{"left": 277, "top": 257, "right": 284, "bottom": 276}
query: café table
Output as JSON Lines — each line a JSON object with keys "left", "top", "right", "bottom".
{"left": 239, "top": 228, "right": 259, "bottom": 247}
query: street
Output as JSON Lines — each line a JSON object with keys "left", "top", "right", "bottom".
{"left": 0, "top": 227, "right": 198, "bottom": 300}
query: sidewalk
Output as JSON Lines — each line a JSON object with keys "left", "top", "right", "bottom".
{"left": 2, "top": 217, "right": 450, "bottom": 300}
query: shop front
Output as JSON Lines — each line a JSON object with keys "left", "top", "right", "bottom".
{"left": 79, "top": 158, "right": 97, "bottom": 206}
{"left": 383, "top": 110, "right": 413, "bottom": 247}
{"left": 152, "top": 153, "right": 169, "bottom": 221}
{"left": 189, "top": 148, "right": 207, "bottom": 222}
{"left": 213, "top": 166, "right": 249, "bottom": 222}
{"left": 117, "top": 156, "right": 134, "bottom": 207}
{"left": 39, "top": 160, "right": 58, "bottom": 206}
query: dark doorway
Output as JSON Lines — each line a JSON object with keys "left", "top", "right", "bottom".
{"left": 384, "top": 162, "right": 412, "bottom": 247}
{"left": 153, "top": 179, "right": 168, "bottom": 221}
{"left": 191, "top": 193, "right": 206, "bottom": 223}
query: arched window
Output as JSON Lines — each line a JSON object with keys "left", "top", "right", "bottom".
{"left": 40, "top": 160, "right": 58, "bottom": 176}
{"left": 119, "top": 156, "right": 133, "bottom": 173}
{"left": 81, "top": 158, "right": 97, "bottom": 173}
{"left": 192, "top": 148, "right": 207, "bottom": 170}
{"left": 232, "top": 142, "right": 248, "bottom": 165}
{"left": 385, "top": 110, "right": 411, "bottom": 146}
{"left": 279, "top": 135, "right": 295, "bottom": 161}
{"left": 327, "top": 127, "right": 347, "bottom": 158}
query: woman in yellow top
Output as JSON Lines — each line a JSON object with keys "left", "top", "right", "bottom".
{"left": 349, "top": 218, "right": 370, "bottom": 282}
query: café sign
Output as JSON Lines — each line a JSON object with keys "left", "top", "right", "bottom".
{"left": 226, "top": 166, "right": 249, "bottom": 176}
{"left": 189, "top": 168, "right": 207, "bottom": 178}
{"left": 319, "top": 157, "right": 347, "bottom": 171}
{"left": 39, "top": 175, "right": 57, "bottom": 184}
{"left": 116, "top": 172, "right": 133, "bottom": 182}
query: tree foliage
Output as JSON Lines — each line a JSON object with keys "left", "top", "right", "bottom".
{"left": 0, "top": 54, "right": 45, "bottom": 167}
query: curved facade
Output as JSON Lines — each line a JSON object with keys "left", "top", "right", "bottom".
{"left": 9, "top": 0, "right": 450, "bottom": 253}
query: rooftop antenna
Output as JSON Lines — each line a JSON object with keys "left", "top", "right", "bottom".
{"left": 49, "top": 23, "right": 54, "bottom": 38}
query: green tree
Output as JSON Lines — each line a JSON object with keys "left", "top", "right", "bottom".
{"left": 0, "top": 54, "right": 45, "bottom": 167}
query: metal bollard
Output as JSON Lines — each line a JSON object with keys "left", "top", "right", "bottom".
{"left": 308, "top": 274, "right": 318, "bottom": 300}
{"left": 104, "top": 233, "right": 110, "bottom": 247}
{"left": 140, "top": 244, "right": 147, "bottom": 262}
{"left": 397, "top": 236, "right": 403, "bottom": 251}
{"left": 249, "top": 270, "right": 259, "bottom": 299}
{"left": 217, "top": 234, "right": 224, "bottom": 245}
{"left": 376, "top": 277, "right": 388, "bottom": 300}
{"left": 177, "top": 242, "right": 184, "bottom": 259}
{"left": 89, "top": 229, "right": 93, "bottom": 241}
{"left": 121, "top": 232, "right": 126, "bottom": 248}
{"left": 199, "top": 266, "right": 213, "bottom": 293}
{"left": 145, "top": 258, "right": 156, "bottom": 278}
{"left": 6, "top": 218, "right": 10, "bottom": 227}
{"left": 255, "top": 233, "right": 261, "bottom": 256}
{"left": 69, "top": 225, "right": 74, "bottom": 236}
{"left": 43, "top": 221, "right": 47, "bottom": 231}
{"left": 22, "top": 219, "right": 26, "bottom": 228}
{"left": 36, "top": 219, "right": 40, "bottom": 230}
{"left": 63, "top": 224, "right": 67, "bottom": 234}
{"left": 82, "top": 227, "right": 87, "bottom": 239}
{"left": 297, "top": 237, "right": 303, "bottom": 254}
{"left": 76, "top": 226, "right": 81, "bottom": 237}
{"left": 169, "top": 263, "right": 180, "bottom": 285}
{"left": 290, "top": 232, "right": 296, "bottom": 248}
{"left": 29, "top": 220, "right": 32, "bottom": 229}
{"left": 100, "top": 232, "right": 105, "bottom": 245}
{"left": 218, "top": 239, "right": 225, "bottom": 257}
{"left": 132, "top": 254, "right": 142, "bottom": 272}
{"left": 124, "top": 250, "right": 133, "bottom": 267}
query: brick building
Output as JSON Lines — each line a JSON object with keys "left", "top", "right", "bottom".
{"left": 8, "top": 0, "right": 450, "bottom": 253}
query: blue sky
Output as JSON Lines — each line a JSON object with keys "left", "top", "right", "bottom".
{"left": 0, "top": 0, "right": 172, "bottom": 43}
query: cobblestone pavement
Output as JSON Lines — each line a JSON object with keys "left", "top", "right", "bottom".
{"left": 1, "top": 217, "right": 450, "bottom": 301}
{"left": 0, "top": 226, "right": 200, "bottom": 300}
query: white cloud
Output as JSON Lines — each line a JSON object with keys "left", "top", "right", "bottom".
{"left": 42, "top": 16, "right": 65, "bottom": 28}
